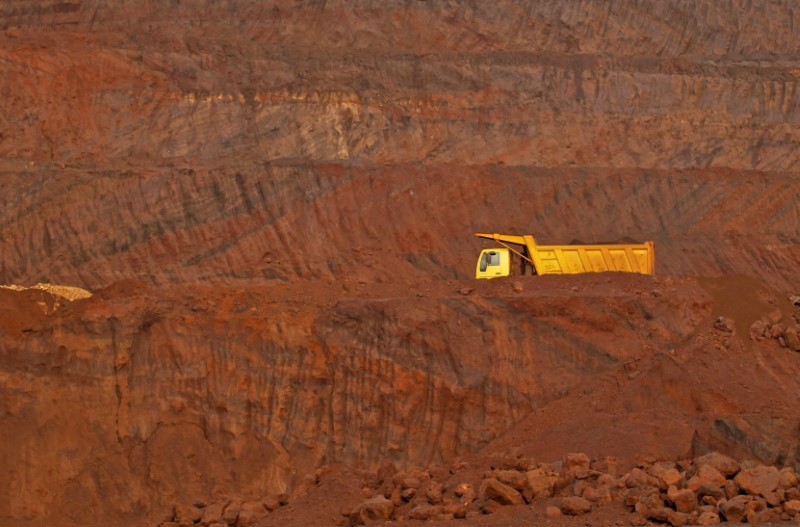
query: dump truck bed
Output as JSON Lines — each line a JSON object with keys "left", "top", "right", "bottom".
{"left": 530, "top": 241, "right": 654, "bottom": 275}
{"left": 474, "top": 233, "right": 655, "bottom": 276}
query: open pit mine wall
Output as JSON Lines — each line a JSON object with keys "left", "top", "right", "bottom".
{"left": 1, "top": 0, "right": 800, "bottom": 291}
{"left": 0, "top": 281, "right": 705, "bottom": 524}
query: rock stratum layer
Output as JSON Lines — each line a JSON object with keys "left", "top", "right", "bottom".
{"left": 1, "top": 1, "right": 799, "bottom": 289}
{"left": 1, "top": 2, "right": 800, "bottom": 526}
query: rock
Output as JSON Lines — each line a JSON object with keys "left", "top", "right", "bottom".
{"left": 591, "top": 456, "right": 619, "bottom": 477}
{"left": 596, "top": 473, "right": 618, "bottom": 488}
{"left": 400, "top": 476, "right": 421, "bottom": 490}
{"left": 779, "top": 468, "right": 799, "bottom": 489}
{"left": 545, "top": 505, "right": 562, "bottom": 518}
{"left": 745, "top": 507, "right": 773, "bottom": 524}
{"left": 583, "top": 486, "right": 612, "bottom": 504}
{"left": 693, "top": 452, "right": 740, "bottom": 477}
{"left": 263, "top": 495, "right": 281, "bottom": 511}
{"left": 563, "top": 452, "right": 591, "bottom": 473}
{"left": 425, "top": 481, "right": 443, "bottom": 504}
{"left": 400, "top": 487, "right": 416, "bottom": 501}
{"left": 659, "top": 468, "right": 682, "bottom": 488}
{"left": 749, "top": 319, "right": 767, "bottom": 340}
{"left": 457, "top": 287, "right": 473, "bottom": 295}
{"left": 735, "top": 465, "right": 780, "bottom": 496}
{"left": 686, "top": 465, "right": 726, "bottom": 491}
{"left": 235, "top": 510, "right": 257, "bottom": 527}
{"left": 240, "top": 501, "right": 265, "bottom": 515}
{"left": 667, "top": 487, "right": 697, "bottom": 513}
{"left": 560, "top": 496, "right": 592, "bottom": 515}
{"left": 479, "top": 499, "right": 502, "bottom": 514}
{"left": 784, "top": 499, "right": 800, "bottom": 517}
{"left": 526, "top": 468, "right": 557, "bottom": 498}
{"left": 623, "top": 486, "right": 660, "bottom": 511}
{"left": 408, "top": 504, "right": 441, "bottom": 520}
{"left": 667, "top": 510, "right": 689, "bottom": 526}
{"left": 454, "top": 482, "right": 475, "bottom": 505}
{"left": 784, "top": 327, "right": 800, "bottom": 351}
{"left": 744, "top": 495, "right": 767, "bottom": 514}
{"left": 221, "top": 503, "right": 241, "bottom": 525}
{"left": 625, "top": 468, "right": 660, "bottom": 489}
{"left": 696, "top": 483, "right": 724, "bottom": 500}
{"left": 200, "top": 501, "right": 227, "bottom": 525}
{"left": 770, "top": 323, "right": 786, "bottom": 339}
{"left": 480, "top": 477, "right": 524, "bottom": 505}
{"left": 629, "top": 511, "right": 647, "bottom": 526}
{"left": 717, "top": 494, "right": 752, "bottom": 522}
{"left": 645, "top": 506, "right": 671, "bottom": 522}
{"left": 442, "top": 502, "right": 466, "bottom": 519}
{"left": 722, "top": 479, "right": 738, "bottom": 499}
{"left": 349, "top": 496, "right": 394, "bottom": 525}
{"left": 175, "top": 504, "right": 204, "bottom": 524}
{"left": 714, "top": 316, "right": 735, "bottom": 333}
{"left": 494, "top": 469, "right": 534, "bottom": 502}
{"left": 696, "top": 511, "right": 720, "bottom": 525}
{"left": 764, "top": 490, "right": 781, "bottom": 506}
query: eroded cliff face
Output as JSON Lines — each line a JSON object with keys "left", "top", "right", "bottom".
{"left": 0, "top": 276, "right": 709, "bottom": 524}
{"left": 1, "top": 1, "right": 799, "bottom": 290}
{"left": 2, "top": 2, "right": 800, "bottom": 526}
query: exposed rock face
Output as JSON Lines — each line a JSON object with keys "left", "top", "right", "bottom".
{"left": 1, "top": 2, "right": 800, "bottom": 291}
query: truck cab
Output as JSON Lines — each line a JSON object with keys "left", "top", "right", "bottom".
{"left": 475, "top": 248, "right": 510, "bottom": 279}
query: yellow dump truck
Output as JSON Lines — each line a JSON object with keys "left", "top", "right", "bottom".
{"left": 475, "top": 233, "right": 655, "bottom": 279}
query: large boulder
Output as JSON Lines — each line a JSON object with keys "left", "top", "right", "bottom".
{"left": 687, "top": 465, "right": 726, "bottom": 491}
{"left": 667, "top": 487, "right": 697, "bottom": 513}
{"left": 693, "top": 452, "right": 740, "bottom": 477}
{"left": 625, "top": 468, "right": 660, "bottom": 489}
{"left": 494, "top": 469, "right": 534, "bottom": 502}
{"left": 479, "top": 478, "right": 523, "bottom": 505}
{"left": 526, "top": 468, "right": 557, "bottom": 498}
{"left": 735, "top": 465, "right": 780, "bottom": 497}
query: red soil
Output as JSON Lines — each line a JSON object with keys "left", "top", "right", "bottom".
{"left": 1, "top": 2, "right": 799, "bottom": 526}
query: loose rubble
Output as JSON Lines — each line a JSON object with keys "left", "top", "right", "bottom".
{"left": 158, "top": 494, "right": 288, "bottom": 527}
{"left": 341, "top": 451, "right": 800, "bottom": 525}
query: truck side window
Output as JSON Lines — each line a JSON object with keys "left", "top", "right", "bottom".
{"left": 488, "top": 252, "right": 499, "bottom": 266}
{"left": 480, "top": 253, "right": 489, "bottom": 272}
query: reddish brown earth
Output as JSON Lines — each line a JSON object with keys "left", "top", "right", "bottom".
{"left": 1, "top": 2, "right": 800, "bottom": 527}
